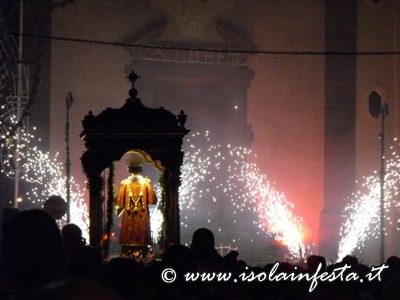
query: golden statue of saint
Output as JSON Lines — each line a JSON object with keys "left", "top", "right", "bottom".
{"left": 115, "top": 155, "right": 157, "bottom": 247}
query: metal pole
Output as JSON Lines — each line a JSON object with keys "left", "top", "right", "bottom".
{"left": 368, "top": 91, "right": 388, "bottom": 263}
{"left": 65, "top": 92, "right": 73, "bottom": 223}
{"left": 379, "top": 104, "right": 387, "bottom": 264}
{"left": 14, "top": 0, "right": 24, "bottom": 208}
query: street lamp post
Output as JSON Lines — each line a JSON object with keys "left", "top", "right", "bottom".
{"left": 65, "top": 92, "right": 74, "bottom": 223}
{"left": 369, "top": 91, "right": 388, "bottom": 264}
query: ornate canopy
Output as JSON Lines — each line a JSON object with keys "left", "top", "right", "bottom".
{"left": 80, "top": 70, "right": 189, "bottom": 248}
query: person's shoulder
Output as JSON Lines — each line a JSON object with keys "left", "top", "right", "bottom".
{"left": 138, "top": 176, "right": 152, "bottom": 184}
{"left": 120, "top": 178, "right": 130, "bottom": 185}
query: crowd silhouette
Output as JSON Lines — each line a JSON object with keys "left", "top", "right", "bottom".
{"left": 0, "top": 209, "right": 399, "bottom": 299}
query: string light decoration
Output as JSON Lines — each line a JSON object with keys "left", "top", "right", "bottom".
{"left": 179, "top": 131, "right": 306, "bottom": 260}
{"left": 0, "top": 11, "right": 87, "bottom": 232}
{"left": 337, "top": 138, "right": 400, "bottom": 261}
{"left": 0, "top": 4, "right": 41, "bottom": 185}
{"left": 0, "top": 125, "right": 34, "bottom": 178}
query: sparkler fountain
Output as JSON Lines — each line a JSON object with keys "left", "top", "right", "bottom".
{"left": 0, "top": 125, "right": 89, "bottom": 240}
{"left": 3, "top": 123, "right": 308, "bottom": 263}
{"left": 178, "top": 131, "right": 307, "bottom": 261}
{"left": 337, "top": 139, "right": 400, "bottom": 262}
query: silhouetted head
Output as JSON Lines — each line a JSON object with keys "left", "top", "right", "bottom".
{"left": 386, "top": 255, "right": 400, "bottom": 268}
{"left": 224, "top": 250, "right": 239, "bottom": 266}
{"left": 62, "top": 223, "right": 85, "bottom": 248}
{"left": 190, "top": 228, "right": 215, "bottom": 250}
{"left": 43, "top": 195, "right": 67, "bottom": 220}
{"left": 1, "top": 209, "right": 66, "bottom": 296}
{"left": 306, "top": 255, "right": 327, "bottom": 272}
{"left": 163, "top": 244, "right": 196, "bottom": 275}
{"left": 341, "top": 255, "right": 358, "bottom": 267}
{"left": 102, "top": 257, "right": 144, "bottom": 298}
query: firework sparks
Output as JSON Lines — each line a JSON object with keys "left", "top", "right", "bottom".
{"left": 245, "top": 165, "right": 306, "bottom": 259}
{"left": 0, "top": 127, "right": 89, "bottom": 240}
{"left": 337, "top": 141, "right": 400, "bottom": 261}
{"left": 179, "top": 131, "right": 306, "bottom": 260}
{"left": 21, "top": 147, "right": 89, "bottom": 239}
{"left": 3, "top": 126, "right": 307, "bottom": 259}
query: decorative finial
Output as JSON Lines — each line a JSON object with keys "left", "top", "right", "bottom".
{"left": 177, "top": 110, "right": 187, "bottom": 127}
{"left": 127, "top": 70, "right": 140, "bottom": 98}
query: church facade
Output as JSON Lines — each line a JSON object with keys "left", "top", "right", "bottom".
{"left": 1, "top": 0, "right": 399, "bottom": 265}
